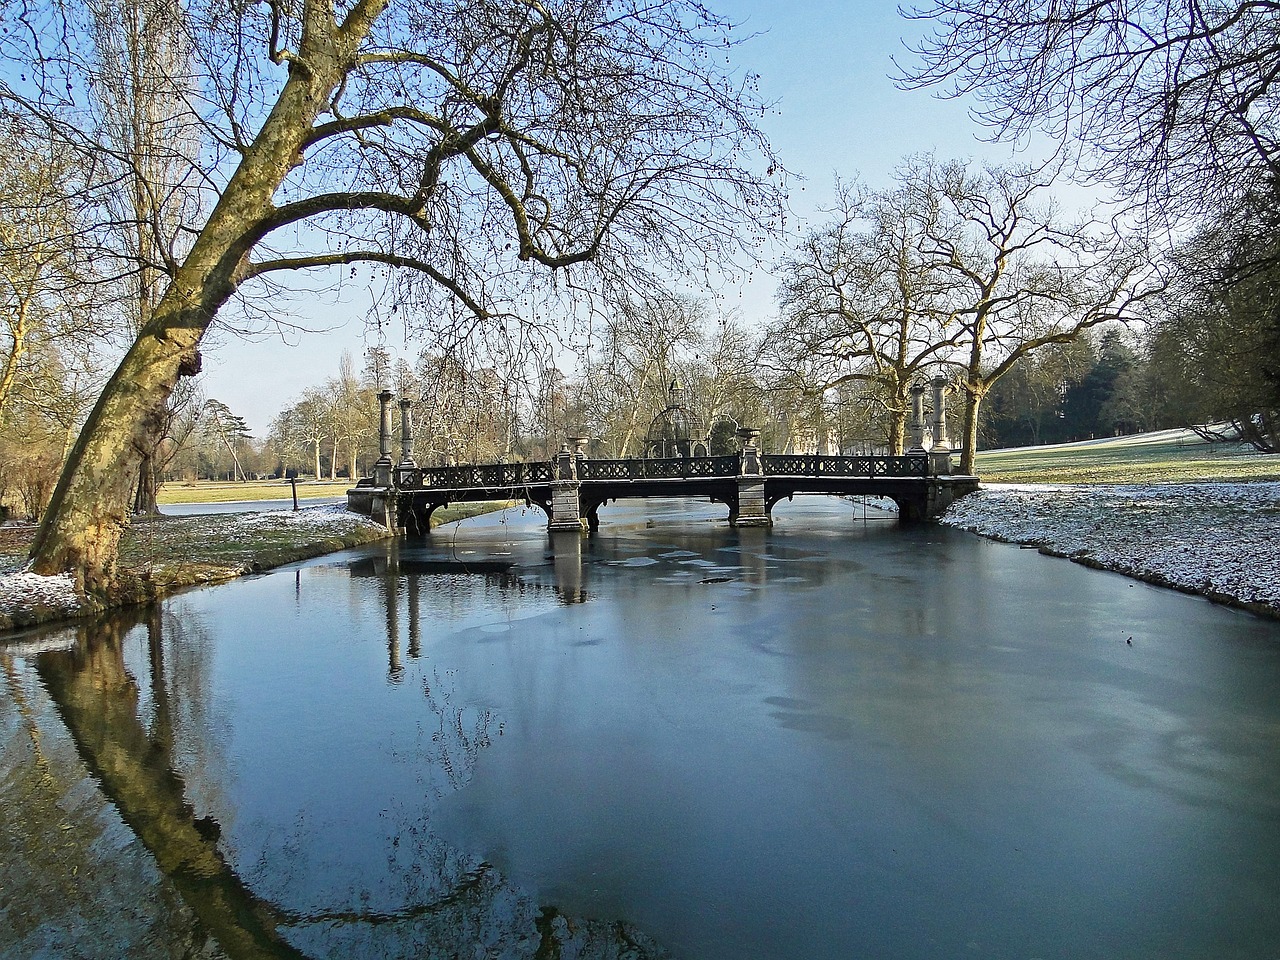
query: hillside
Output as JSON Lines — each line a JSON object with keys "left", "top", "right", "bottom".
{"left": 973, "top": 428, "right": 1279, "bottom": 484}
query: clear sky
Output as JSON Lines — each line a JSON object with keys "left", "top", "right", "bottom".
{"left": 202, "top": 1, "right": 1049, "bottom": 434}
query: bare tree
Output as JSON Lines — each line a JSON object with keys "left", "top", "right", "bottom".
{"left": 7, "top": 0, "right": 785, "bottom": 596}
{"left": 198, "top": 399, "right": 251, "bottom": 480}
{"left": 926, "top": 161, "right": 1159, "bottom": 472}
{"left": 84, "top": 0, "right": 205, "bottom": 512}
{"left": 1149, "top": 206, "right": 1280, "bottom": 451}
{"left": 896, "top": 0, "right": 1280, "bottom": 224}
{"left": 0, "top": 118, "right": 102, "bottom": 420}
{"left": 579, "top": 293, "right": 709, "bottom": 456}
{"left": 769, "top": 167, "right": 965, "bottom": 453}
{"left": 267, "top": 399, "right": 315, "bottom": 478}
{"left": 328, "top": 351, "right": 374, "bottom": 479}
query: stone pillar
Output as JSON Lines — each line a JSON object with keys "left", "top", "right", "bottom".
{"left": 737, "top": 427, "right": 762, "bottom": 476}
{"left": 930, "top": 376, "right": 951, "bottom": 451}
{"left": 396, "top": 398, "right": 416, "bottom": 487}
{"left": 398, "top": 398, "right": 415, "bottom": 464}
{"left": 930, "top": 375, "right": 952, "bottom": 476}
{"left": 555, "top": 444, "right": 578, "bottom": 481}
{"left": 549, "top": 444, "right": 585, "bottom": 530}
{"left": 734, "top": 427, "right": 770, "bottom": 527}
{"left": 374, "top": 389, "right": 394, "bottom": 487}
{"left": 907, "top": 382, "right": 928, "bottom": 453}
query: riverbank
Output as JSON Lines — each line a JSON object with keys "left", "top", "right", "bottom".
{"left": 941, "top": 481, "right": 1280, "bottom": 619}
{"left": 0, "top": 502, "right": 505, "bottom": 633}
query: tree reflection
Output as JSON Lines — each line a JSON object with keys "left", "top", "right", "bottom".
{"left": 36, "top": 611, "right": 308, "bottom": 960}
{"left": 18, "top": 598, "right": 670, "bottom": 960}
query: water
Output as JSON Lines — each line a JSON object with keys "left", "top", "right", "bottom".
{"left": 3, "top": 497, "right": 1280, "bottom": 960}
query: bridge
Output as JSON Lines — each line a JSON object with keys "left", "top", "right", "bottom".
{"left": 347, "top": 391, "right": 978, "bottom": 533}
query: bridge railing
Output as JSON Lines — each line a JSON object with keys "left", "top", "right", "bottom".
{"left": 762, "top": 454, "right": 930, "bottom": 478}
{"left": 393, "top": 452, "right": 931, "bottom": 492}
{"left": 579, "top": 455, "right": 740, "bottom": 481}
{"left": 398, "top": 461, "right": 556, "bottom": 490}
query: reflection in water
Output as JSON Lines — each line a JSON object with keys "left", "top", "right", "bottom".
{"left": 550, "top": 530, "right": 587, "bottom": 603}
{"left": 1, "top": 639, "right": 222, "bottom": 959}
{"left": 5, "top": 497, "right": 1280, "bottom": 960}
{"left": 34, "top": 612, "right": 307, "bottom": 960}
{"left": 4, "top": 563, "right": 669, "bottom": 959}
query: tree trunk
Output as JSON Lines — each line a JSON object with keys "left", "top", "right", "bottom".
{"left": 0, "top": 295, "right": 31, "bottom": 417}
{"left": 958, "top": 382, "right": 987, "bottom": 475}
{"left": 29, "top": 19, "right": 373, "bottom": 596}
{"left": 29, "top": 302, "right": 208, "bottom": 595}
{"left": 133, "top": 454, "right": 159, "bottom": 515}
{"left": 888, "top": 412, "right": 906, "bottom": 455}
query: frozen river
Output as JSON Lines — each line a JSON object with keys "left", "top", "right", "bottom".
{"left": 3, "top": 497, "right": 1279, "bottom": 959}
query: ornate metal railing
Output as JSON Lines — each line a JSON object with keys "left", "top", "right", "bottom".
{"left": 392, "top": 453, "right": 931, "bottom": 491}
{"left": 579, "top": 455, "right": 740, "bottom": 481}
{"left": 399, "top": 461, "right": 556, "bottom": 490}
{"left": 762, "top": 454, "right": 930, "bottom": 478}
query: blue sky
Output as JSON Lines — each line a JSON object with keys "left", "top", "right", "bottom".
{"left": 205, "top": 1, "right": 1048, "bottom": 433}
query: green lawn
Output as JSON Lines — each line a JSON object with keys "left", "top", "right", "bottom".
{"left": 157, "top": 479, "right": 352, "bottom": 504}
{"left": 973, "top": 428, "right": 1280, "bottom": 484}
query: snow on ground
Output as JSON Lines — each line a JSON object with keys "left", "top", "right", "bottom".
{"left": 0, "top": 505, "right": 387, "bottom": 629}
{"left": 0, "top": 569, "right": 81, "bottom": 621}
{"left": 942, "top": 482, "right": 1280, "bottom": 616}
{"left": 195, "top": 501, "right": 385, "bottom": 533}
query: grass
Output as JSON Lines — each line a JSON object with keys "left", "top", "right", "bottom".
{"left": 157, "top": 479, "right": 352, "bottom": 504}
{"left": 973, "top": 428, "right": 1280, "bottom": 484}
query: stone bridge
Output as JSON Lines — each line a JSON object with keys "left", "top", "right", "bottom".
{"left": 347, "top": 390, "right": 978, "bottom": 533}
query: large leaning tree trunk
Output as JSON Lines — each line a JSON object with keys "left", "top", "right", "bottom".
{"left": 30, "top": 3, "right": 383, "bottom": 595}
{"left": 17, "top": 0, "right": 783, "bottom": 598}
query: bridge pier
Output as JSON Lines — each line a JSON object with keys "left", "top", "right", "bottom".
{"left": 732, "top": 428, "right": 770, "bottom": 527}
{"left": 548, "top": 446, "right": 588, "bottom": 531}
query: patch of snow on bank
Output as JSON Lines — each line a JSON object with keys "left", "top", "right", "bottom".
{"left": 0, "top": 568, "right": 81, "bottom": 619}
{"left": 154, "top": 503, "right": 386, "bottom": 543}
{"left": 232, "top": 503, "right": 384, "bottom": 530}
{"left": 942, "top": 482, "right": 1280, "bottom": 614}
